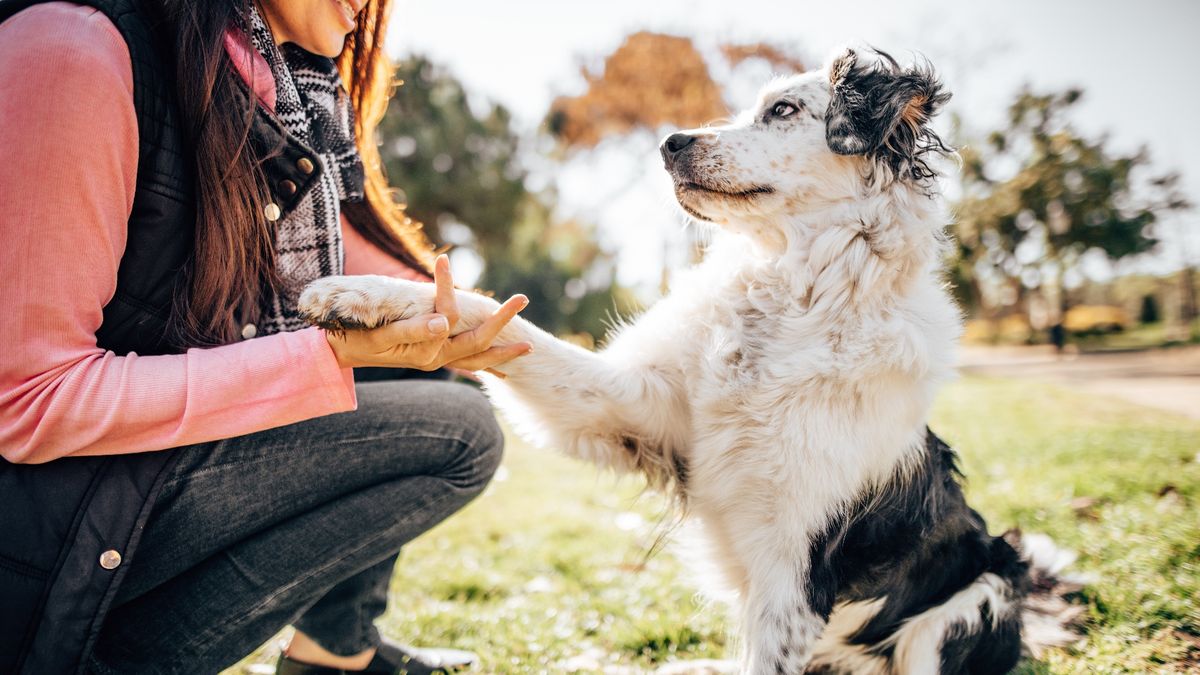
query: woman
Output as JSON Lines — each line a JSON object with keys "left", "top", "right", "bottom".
{"left": 0, "top": 0, "right": 532, "bottom": 672}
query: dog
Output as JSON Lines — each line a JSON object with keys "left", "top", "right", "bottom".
{"left": 298, "top": 48, "right": 1081, "bottom": 674}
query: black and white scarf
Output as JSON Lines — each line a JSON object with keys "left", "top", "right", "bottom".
{"left": 247, "top": 6, "right": 365, "bottom": 335}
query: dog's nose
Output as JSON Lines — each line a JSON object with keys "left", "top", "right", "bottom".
{"left": 660, "top": 132, "right": 697, "bottom": 164}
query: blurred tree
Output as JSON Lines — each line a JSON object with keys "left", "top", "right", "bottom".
{"left": 718, "top": 42, "right": 806, "bottom": 72}
{"left": 377, "top": 55, "right": 525, "bottom": 259}
{"left": 479, "top": 195, "right": 639, "bottom": 338}
{"left": 954, "top": 88, "right": 1190, "bottom": 323}
{"left": 1182, "top": 254, "right": 1198, "bottom": 334}
{"left": 376, "top": 55, "right": 629, "bottom": 340}
{"left": 1139, "top": 295, "right": 1159, "bottom": 324}
{"left": 546, "top": 32, "right": 727, "bottom": 149}
{"left": 1154, "top": 175, "right": 1198, "bottom": 336}
{"left": 547, "top": 32, "right": 805, "bottom": 150}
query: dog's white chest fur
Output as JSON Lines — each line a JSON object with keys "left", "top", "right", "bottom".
{"left": 673, "top": 245, "right": 951, "bottom": 515}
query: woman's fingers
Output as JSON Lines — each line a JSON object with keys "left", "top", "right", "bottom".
{"left": 369, "top": 312, "right": 450, "bottom": 348}
{"left": 446, "top": 341, "right": 533, "bottom": 373}
{"left": 442, "top": 294, "right": 528, "bottom": 361}
{"left": 329, "top": 283, "right": 529, "bottom": 371}
{"left": 323, "top": 312, "right": 448, "bottom": 369}
{"left": 433, "top": 254, "right": 459, "bottom": 329}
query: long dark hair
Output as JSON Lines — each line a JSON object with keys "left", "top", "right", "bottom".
{"left": 159, "top": 0, "right": 432, "bottom": 348}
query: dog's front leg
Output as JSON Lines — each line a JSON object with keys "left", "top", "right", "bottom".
{"left": 735, "top": 547, "right": 829, "bottom": 674}
{"left": 480, "top": 312, "right": 691, "bottom": 487}
{"left": 298, "top": 275, "right": 690, "bottom": 483}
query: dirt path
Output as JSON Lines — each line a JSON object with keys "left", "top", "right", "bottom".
{"left": 956, "top": 345, "right": 1200, "bottom": 420}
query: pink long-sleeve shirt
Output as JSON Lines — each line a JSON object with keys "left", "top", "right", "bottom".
{"left": 0, "top": 3, "right": 426, "bottom": 463}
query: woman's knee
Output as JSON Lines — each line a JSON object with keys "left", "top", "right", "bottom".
{"left": 444, "top": 385, "right": 504, "bottom": 495}
{"left": 351, "top": 380, "right": 503, "bottom": 493}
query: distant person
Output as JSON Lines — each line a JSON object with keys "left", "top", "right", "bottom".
{"left": 0, "top": 1, "right": 532, "bottom": 673}
{"left": 1050, "top": 322, "right": 1066, "bottom": 355}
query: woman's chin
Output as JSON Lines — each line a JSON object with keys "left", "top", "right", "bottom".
{"left": 296, "top": 34, "right": 349, "bottom": 58}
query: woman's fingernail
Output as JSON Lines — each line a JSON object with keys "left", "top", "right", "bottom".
{"left": 428, "top": 316, "right": 449, "bottom": 334}
{"left": 517, "top": 295, "right": 530, "bottom": 309}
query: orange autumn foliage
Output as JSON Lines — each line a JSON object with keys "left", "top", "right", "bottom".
{"left": 547, "top": 33, "right": 806, "bottom": 149}
{"left": 719, "top": 42, "right": 806, "bottom": 73}
{"left": 547, "top": 32, "right": 727, "bottom": 148}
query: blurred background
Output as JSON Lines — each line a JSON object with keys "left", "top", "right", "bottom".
{"left": 371, "top": 0, "right": 1200, "bottom": 419}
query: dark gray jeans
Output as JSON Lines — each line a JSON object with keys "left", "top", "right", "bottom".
{"left": 88, "top": 379, "right": 504, "bottom": 674}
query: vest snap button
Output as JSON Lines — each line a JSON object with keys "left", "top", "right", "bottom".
{"left": 264, "top": 203, "right": 281, "bottom": 222}
{"left": 297, "top": 157, "right": 315, "bottom": 175}
{"left": 241, "top": 323, "right": 258, "bottom": 340}
{"left": 99, "top": 550, "right": 122, "bottom": 570}
{"left": 280, "top": 179, "right": 298, "bottom": 196}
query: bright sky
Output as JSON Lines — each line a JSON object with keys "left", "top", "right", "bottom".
{"left": 388, "top": 0, "right": 1200, "bottom": 290}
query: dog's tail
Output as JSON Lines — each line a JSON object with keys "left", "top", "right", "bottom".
{"left": 1006, "top": 531, "right": 1088, "bottom": 657}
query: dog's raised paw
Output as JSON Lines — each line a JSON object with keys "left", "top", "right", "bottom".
{"left": 298, "top": 275, "right": 434, "bottom": 332}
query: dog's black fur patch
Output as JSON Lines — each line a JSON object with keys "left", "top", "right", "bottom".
{"left": 938, "top": 609, "right": 1024, "bottom": 675}
{"left": 825, "top": 49, "right": 953, "bottom": 183}
{"left": 806, "top": 430, "right": 1026, "bottom": 672}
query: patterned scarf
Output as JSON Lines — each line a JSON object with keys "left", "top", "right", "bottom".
{"left": 246, "top": 6, "right": 365, "bottom": 335}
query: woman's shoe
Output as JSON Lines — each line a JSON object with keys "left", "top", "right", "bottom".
{"left": 275, "top": 637, "right": 477, "bottom": 675}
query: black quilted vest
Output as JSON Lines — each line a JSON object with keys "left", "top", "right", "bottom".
{"left": 0, "top": 1, "right": 327, "bottom": 672}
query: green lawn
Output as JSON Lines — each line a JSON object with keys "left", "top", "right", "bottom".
{"left": 231, "top": 377, "right": 1200, "bottom": 674}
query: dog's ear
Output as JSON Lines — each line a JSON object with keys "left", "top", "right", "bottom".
{"left": 825, "top": 49, "right": 952, "bottom": 179}
{"left": 827, "top": 48, "right": 857, "bottom": 90}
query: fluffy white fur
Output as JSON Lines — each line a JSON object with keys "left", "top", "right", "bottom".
{"left": 301, "top": 51, "right": 971, "bottom": 673}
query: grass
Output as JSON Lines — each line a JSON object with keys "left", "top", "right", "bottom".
{"left": 933, "top": 379, "right": 1200, "bottom": 673}
{"left": 230, "top": 376, "right": 1200, "bottom": 674}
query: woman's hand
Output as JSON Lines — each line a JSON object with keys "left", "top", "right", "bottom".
{"left": 323, "top": 255, "right": 532, "bottom": 372}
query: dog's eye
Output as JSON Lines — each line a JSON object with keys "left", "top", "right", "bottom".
{"left": 770, "top": 101, "right": 799, "bottom": 118}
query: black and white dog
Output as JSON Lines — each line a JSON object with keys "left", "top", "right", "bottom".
{"left": 299, "top": 48, "right": 1081, "bottom": 674}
